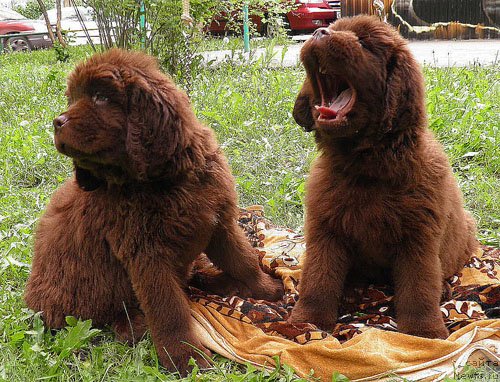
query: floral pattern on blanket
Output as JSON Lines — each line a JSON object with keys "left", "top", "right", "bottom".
{"left": 189, "top": 207, "right": 500, "bottom": 345}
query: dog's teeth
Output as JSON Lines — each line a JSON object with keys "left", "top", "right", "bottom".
{"left": 315, "top": 105, "right": 320, "bottom": 110}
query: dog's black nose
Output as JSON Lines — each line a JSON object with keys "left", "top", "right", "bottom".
{"left": 313, "top": 27, "right": 330, "bottom": 39}
{"left": 53, "top": 114, "right": 68, "bottom": 133}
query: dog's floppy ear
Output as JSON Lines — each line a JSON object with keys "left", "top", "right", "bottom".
{"left": 125, "top": 76, "right": 190, "bottom": 181}
{"left": 74, "top": 163, "right": 104, "bottom": 191}
{"left": 382, "top": 49, "right": 426, "bottom": 133}
{"left": 293, "top": 77, "right": 315, "bottom": 132}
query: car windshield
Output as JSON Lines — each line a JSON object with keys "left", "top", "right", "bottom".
{"left": 0, "top": 8, "right": 27, "bottom": 21}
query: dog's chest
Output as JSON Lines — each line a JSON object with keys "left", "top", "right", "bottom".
{"left": 82, "top": 188, "right": 217, "bottom": 260}
{"left": 327, "top": 183, "right": 403, "bottom": 263}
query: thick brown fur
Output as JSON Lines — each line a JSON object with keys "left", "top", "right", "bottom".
{"left": 288, "top": 16, "right": 478, "bottom": 339}
{"left": 24, "top": 49, "right": 283, "bottom": 373}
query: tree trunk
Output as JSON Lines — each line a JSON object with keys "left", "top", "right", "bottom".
{"left": 55, "top": 0, "right": 68, "bottom": 47}
{"left": 36, "top": 0, "right": 56, "bottom": 44}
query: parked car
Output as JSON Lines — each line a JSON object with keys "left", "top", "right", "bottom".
{"left": 40, "top": 6, "right": 100, "bottom": 45}
{"left": 209, "top": 0, "right": 341, "bottom": 35}
{"left": 0, "top": 7, "right": 52, "bottom": 51}
{"left": 288, "top": 0, "right": 340, "bottom": 32}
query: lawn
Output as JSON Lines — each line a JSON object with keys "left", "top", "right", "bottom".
{"left": 0, "top": 45, "right": 498, "bottom": 381}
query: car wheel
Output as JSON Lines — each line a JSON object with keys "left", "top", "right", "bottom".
{"left": 6, "top": 36, "right": 31, "bottom": 52}
{"left": 263, "top": 14, "right": 290, "bottom": 37}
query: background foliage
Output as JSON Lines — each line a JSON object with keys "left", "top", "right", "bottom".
{"left": 81, "top": 0, "right": 293, "bottom": 88}
{"left": 14, "top": 0, "right": 54, "bottom": 19}
{"left": 14, "top": 0, "right": 295, "bottom": 88}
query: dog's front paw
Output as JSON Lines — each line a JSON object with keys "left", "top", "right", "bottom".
{"left": 402, "top": 325, "right": 449, "bottom": 339}
{"left": 158, "top": 341, "right": 212, "bottom": 376}
{"left": 398, "top": 318, "right": 449, "bottom": 339}
{"left": 112, "top": 308, "right": 147, "bottom": 345}
{"left": 288, "top": 300, "right": 338, "bottom": 331}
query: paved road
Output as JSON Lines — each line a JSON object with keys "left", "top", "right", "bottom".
{"left": 202, "top": 39, "right": 500, "bottom": 68}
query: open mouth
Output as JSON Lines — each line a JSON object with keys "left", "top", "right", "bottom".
{"left": 312, "top": 66, "right": 355, "bottom": 123}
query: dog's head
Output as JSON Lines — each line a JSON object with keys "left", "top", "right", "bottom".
{"left": 293, "top": 16, "right": 426, "bottom": 141}
{"left": 53, "top": 49, "right": 204, "bottom": 190}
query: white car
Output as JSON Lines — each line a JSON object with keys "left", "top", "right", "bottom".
{"left": 40, "top": 6, "right": 100, "bottom": 45}
{"left": 0, "top": 7, "right": 52, "bottom": 51}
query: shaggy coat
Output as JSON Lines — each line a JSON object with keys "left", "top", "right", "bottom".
{"left": 24, "top": 49, "right": 283, "bottom": 373}
{"left": 288, "top": 16, "right": 478, "bottom": 339}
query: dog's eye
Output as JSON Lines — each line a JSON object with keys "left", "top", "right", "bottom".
{"left": 92, "top": 92, "right": 108, "bottom": 104}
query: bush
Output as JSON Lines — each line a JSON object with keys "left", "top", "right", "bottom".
{"left": 14, "top": 0, "right": 54, "bottom": 19}
{"left": 215, "top": 0, "right": 296, "bottom": 37}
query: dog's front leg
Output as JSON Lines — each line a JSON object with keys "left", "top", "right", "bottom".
{"left": 123, "top": 252, "right": 211, "bottom": 374}
{"left": 393, "top": 243, "right": 449, "bottom": 339}
{"left": 288, "top": 231, "right": 351, "bottom": 331}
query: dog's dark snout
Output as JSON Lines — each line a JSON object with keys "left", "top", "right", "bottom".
{"left": 313, "top": 27, "right": 330, "bottom": 39}
{"left": 53, "top": 114, "right": 68, "bottom": 133}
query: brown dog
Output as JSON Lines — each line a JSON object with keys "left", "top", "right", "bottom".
{"left": 288, "top": 16, "right": 478, "bottom": 339}
{"left": 24, "top": 49, "right": 283, "bottom": 373}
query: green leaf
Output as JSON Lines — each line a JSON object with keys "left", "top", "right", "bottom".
{"left": 65, "top": 316, "right": 78, "bottom": 327}
{"left": 332, "top": 371, "right": 350, "bottom": 382}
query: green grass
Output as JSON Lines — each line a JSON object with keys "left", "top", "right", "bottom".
{"left": 0, "top": 45, "right": 499, "bottom": 381}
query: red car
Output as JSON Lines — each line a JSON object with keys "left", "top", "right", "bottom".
{"left": 209, "top": 0, "right": 340, "bottom": 35}
{"left": 0, "top": 7, "right": 52, "bottom": 51}
{"left": 288, "top": 0, "right": 340, "bottom": 32}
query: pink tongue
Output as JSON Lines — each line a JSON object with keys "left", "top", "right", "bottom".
{"left": 316, "top": 106, "right": 337, "bottom": 118}
{"left": 316, "top": 88, "right": 353, "bottom": 120}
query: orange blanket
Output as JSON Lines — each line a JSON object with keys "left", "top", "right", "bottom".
{"left": 189, "top": 207, "right": 500, "bottom": 381}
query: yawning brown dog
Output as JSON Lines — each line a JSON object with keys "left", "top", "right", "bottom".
{"left": 288, "top": 16, "right": 478, "bottom": 339}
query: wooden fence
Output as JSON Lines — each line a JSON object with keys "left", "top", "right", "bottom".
{"left": 341, "top": 0, "right": 499, "bottom": 39}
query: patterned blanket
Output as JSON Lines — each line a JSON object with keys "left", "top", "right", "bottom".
{"left": 189, "top": 207, "right": 500, "bottom": 381}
